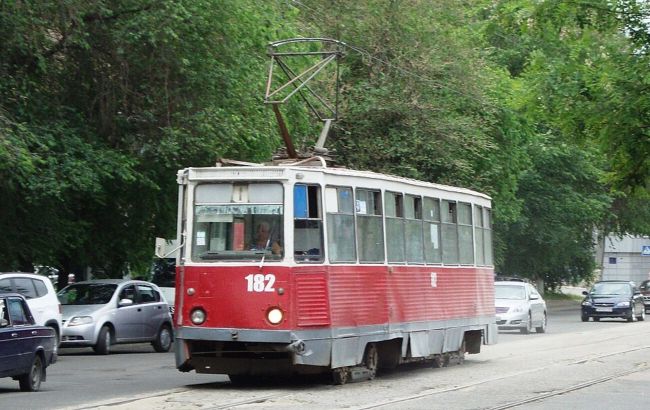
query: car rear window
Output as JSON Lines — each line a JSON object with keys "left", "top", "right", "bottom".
{"left": 33, "top": 279, "right": 48, "bottom": 297}
{"left": 0, "top": 278, "right": 12, "bottom": 293}
{"left": 13, "top": 278, "right": 37, "bottom": 299}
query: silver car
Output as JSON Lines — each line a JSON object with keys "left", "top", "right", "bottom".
{"left": 58, "top": 279, "right": 173, "bottom": 354}
{"left": 495, "top": 280, "right": 547, "bottom": 334}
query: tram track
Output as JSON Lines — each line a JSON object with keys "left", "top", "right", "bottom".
{"left": 351, "top": 344, "right": 650, "bottom": 410}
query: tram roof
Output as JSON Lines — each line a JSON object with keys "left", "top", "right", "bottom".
{"left": 180, "top": 160, "right": 491, "bottom": 202}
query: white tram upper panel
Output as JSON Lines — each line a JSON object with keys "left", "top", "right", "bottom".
{"left": 178, "top": 164, "right": 491, "bottom": 208}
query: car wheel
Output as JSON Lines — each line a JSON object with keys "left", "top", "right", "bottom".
{"left": 48, "top": 326, "right": 60, "bottom": 349}
{"left": 18, "top": 354, "right": 43, "bottom": 392}
{"left": 536, "top": 313, "right": 547, "bottom": 333}
{"left": 639, "top": 307, "right": 646, "bottom": 321}
{"left": 581, "top": 314, "right": 589, "bottom": 322}
{"left": 152, "top": 324, "right": 173, "bottom": 352}
{"left": 520, "top": 312, "right": 532, "bottom": 334}
{"left": 93, "top": 326, "right": 112, "bottom": 355}
{"left": 593, "top": 317, "right": 600, "bottom": 322}
{"left": 627, "top": 306, "right": 636, "bottom": 322}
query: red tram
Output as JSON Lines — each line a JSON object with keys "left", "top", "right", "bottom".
{"left": 173, "top": 158, "right": 497, "bottom": 383}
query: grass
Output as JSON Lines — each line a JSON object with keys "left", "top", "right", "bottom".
{"left": 543, "top": 291, "right": 584, "bottom": 302}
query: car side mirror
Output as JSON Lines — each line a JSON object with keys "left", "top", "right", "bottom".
{"left": 118, "top": 298, "right": 134, "bottom": 307}
{"left": 530, "top": 294, "right": 539, "bottom": 300}
{"left": 582, "top": 290, "right": 589, "bottom": 296}
{"left": 0, "top": 318, "right": 8, "bottom": 327}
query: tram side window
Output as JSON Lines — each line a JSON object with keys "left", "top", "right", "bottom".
{"left": 385, "top": 192, "right": 405, "bottom": 263}
{"left": 484, "top": 209, "right": 494, "bottom": 265}
{"left": 441, "top": 200, "right": 459, "bottom": 264}
{"left": 294, "top": 184, "right": 324, "bottom": 262}
{"left": 325, "top": 186, "right": 356, "bottom": 262}
{"left": 474, "top": 206, "right": 485, "bottom": 265}
{"left": 458, "top": 202, "right": 474, "bottom": 265}
{"left": 405, "top": 195, "right": 424, "bottom": 263}
{"left": 356, "top": 189, "right": 385, "bottom": 263}
{"left": 423, "top": 197, "right": 442, "bottom": 263}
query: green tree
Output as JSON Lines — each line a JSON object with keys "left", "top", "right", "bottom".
{"left": 0, "top": 0, "right": 304, "bottom": 278}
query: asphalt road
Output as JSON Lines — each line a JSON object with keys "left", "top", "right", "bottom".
{"left": 3, "top": 298, "right": 650, "bottom": 409}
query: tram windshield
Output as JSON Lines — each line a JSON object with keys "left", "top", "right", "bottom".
{"left": 191, "top": 183, "right": 284, "bottom": 261}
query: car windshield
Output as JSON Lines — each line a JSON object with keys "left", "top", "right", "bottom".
{"left": 58, "top": 283, "right": 117, "bottom": 305}
{"left": 590, "top": 282, "right": 631, "bottom": 296}
{"left": 495, "top": 285, "right": 526, "bottom": 300}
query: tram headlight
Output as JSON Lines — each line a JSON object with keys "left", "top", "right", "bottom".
{"left": 267, "top": 307, "right": 284, "bottom": 325}
{"left": 190, "top": 308, "right": 206, "bottom": 325}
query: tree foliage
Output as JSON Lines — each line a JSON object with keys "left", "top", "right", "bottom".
{"left": 0, "top": 0, "right": 647, "bottom": 288}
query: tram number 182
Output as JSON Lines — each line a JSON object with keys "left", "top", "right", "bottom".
{"left": 245, "top": 273, "right": 276, "bottom": 292}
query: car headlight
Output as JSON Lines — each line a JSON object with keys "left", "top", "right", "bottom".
{"left": 190, "top": 308, "right": 206, "bottom": 325}
{"left": 582, "top": 300, "right": 592, "bottom": 306}
{"left": 68, "top": 316, "right": 93, "bottom": 326}
{"left": 615, "top": 301, "right": 630, "bottom": 308}
{"left": 267, "top": 307, "right": 284, "bottom": 325}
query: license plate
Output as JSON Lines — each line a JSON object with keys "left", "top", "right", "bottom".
{"left": 596, "top": 307, "right": 613, "bottom": 312}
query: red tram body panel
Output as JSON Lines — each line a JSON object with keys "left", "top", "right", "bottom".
{"left": 173, "top": 163, "right": 497, "bottom": 381}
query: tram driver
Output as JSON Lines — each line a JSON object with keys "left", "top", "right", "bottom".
{"left": 249, "top": 222, "right": 282, "bottom": 255}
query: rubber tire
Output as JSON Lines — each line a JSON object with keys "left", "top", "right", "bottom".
{"left": 152, "top": 324, "right": 173, "bottom": 352}
{"left": 363, "top": 343, "right": 379, "bottom": 380}
{"left": 520, "top": 313, "right": 532, "bottom": 334}
{"left": 581, "top": 315, "right": 589, "bottom": 322}
{"left": 18, "top": 354, "right": 43, "bottom": 392}
{"left": 639, "top": 307, "right": 646, "bottom": 321}
{"left": 93, "top": 326, "right": 111, "bottom": 355}
{"left": 536, "top": 313, "right": 547, "bottom": 333}
{"left": 627, "top": 306, "right": 636, "bottom": 322}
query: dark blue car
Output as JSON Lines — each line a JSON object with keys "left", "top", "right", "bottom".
{"left": 581, "top": 280, "right": 646, "bottom": 322}
{"left": 0, "top": 293, "right": 57, "bottom": 391}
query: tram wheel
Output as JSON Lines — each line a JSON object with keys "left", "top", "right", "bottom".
{"left": 363, "top": 343, "right": 379, "bottom": 380}
{"left": 332, "top": 367, "right": 350, "bottom": 385}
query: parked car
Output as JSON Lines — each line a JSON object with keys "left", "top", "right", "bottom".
{"left": 0, "top": 272, "right": 62, "bottom": 346}
{"left": 0, "top": 293, "right": 57, "bottom": 391}
{"left": 639, "top": 279, "right": 650, "bottom": 312}
{"left": 495, "top": 280, "right": 547, "bottom": 334}
{"left": 581, "top": 280, "right": 645, "bottom": 322}
{"left": 57, "top": 279, "right": 173, "bottom": 354}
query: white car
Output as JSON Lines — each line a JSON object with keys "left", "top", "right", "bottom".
{"left": 0, "top": 272, "right": 63, "bottom": 344}
{"left": 495, "top": 280, "right": 547, "bottom": 334}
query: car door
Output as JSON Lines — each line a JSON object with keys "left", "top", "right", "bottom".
{"left": 0, "top": 297, "right": 36, "bottom": 374}
{"left": 527, "top": 284, "right": 543, "bottom": 325}
{"left": 113, "top": 284, "right": 146, "bottom": 341}
{"left": 136, "top": 284, "right": 167, "bottom": 339}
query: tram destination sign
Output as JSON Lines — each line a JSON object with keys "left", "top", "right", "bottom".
{"left": 642, "top": 245, "right": 650, "bottom": 256}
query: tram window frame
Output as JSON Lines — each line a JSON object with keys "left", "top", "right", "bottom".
{"left": 294, "top": 184, "right": 324, "bottom": 263}
{"left": 423, "top": 197, "right": 442, "bottom": 264}
{"left": 385, "top": 191, "right": 406, "bottom": 263}
{"left": 484, "top": 208, "right": 494, "bottom": 265}
{"left": 355, "top": 189, "right": 385, "bottom": 263}
{"left": 458, "top": 202, "right": 474, "bottom": 265}
{"left": 474, "top": 205, "right": 485, "bottom": 266}
{"left": 405, "top": 195, "right": 424, "bottom": 264}
{"left": 325, "top": 186, "right": 357, "bottom": 263}
{"left": 441, "top": 200, "right": 459, "bottom": 264}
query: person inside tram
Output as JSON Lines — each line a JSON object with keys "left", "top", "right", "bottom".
{"left": 249, "top": 222, "right": 282, "bottom": 255}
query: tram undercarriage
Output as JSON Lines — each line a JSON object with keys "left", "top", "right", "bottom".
{"left": 177, "top": 328, "right": 487, "bottom": 384}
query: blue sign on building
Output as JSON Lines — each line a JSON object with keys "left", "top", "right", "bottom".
{"left": 643, "top": 245, "right": 650, "bottom": 256}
